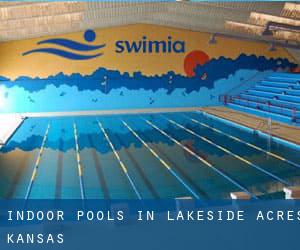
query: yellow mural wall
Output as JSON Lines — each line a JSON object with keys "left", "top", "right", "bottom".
{"left": 0, "top": 23, "right": 296, "bottom": 80}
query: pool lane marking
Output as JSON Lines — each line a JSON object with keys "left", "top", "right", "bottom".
{"left": 164, "top": 117, "right": 290, "bottom": 186}
{"left": 114, "top": 133, "right": 161, "bottom": 199}
{"left": 97, "top": 121, "right": 142, "bottom": 200}
{"left": 122, "top": 120, "right": 200, "bottom": 199}
{"left": 185, "top": 114, "right": 300, "bottom": 170}
{"left": 25, "top": 123, "right": 50, "bottom": 200}
{"left": 73, "top": 123, "right": 86, "bottom": 200}
{"left": 143, "top": 118, "right": 257, "bottom": 199}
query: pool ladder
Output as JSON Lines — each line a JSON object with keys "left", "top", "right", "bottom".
{"left": 254, "top": 118, "right": 273, "bottom": 153}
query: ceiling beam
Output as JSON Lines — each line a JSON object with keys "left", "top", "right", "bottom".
{"left": 0, "top": 12, "right": 84, "bottom": 31}
{"left": 249, "top": 12, "right": 300, "bottom": 27}
{"left": 0, "top": 2, "right": 86, "bottom": 21}
{"left": 281, "top": 2, "right": 300, "bottom": 19}
{"left": 273, "top": 30, "right": 300, "bottom": 43}
{"left": 225, "top": 21, "right": 265, "bottom": 36}
{"left": 0, "top": 21, "right": 82, "bottom": 41}
{"left": 216, "top": 32, "right": 300, "bottom": 50}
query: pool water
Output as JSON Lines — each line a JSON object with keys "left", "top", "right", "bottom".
{"left": 1, "top": 111, "right": 300, "bottom": 199}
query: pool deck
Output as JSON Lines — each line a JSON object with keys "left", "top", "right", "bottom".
{"left": 20, "top": 107, "right": 200, "bottom": 118}
{"left": 1, "top": 106, "right": 299, "bottom": 147}
{"left": 200, "top": 106, "right": 300, "bottom": 146}
{"left": 0, "top": 114, "right": 25, "bottom": 149}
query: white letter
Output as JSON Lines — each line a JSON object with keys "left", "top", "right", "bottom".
{"left": 117, "top": 211, "right": 124, "bottom": 221}
{"left": 147, "top": 211, "right": 154, "bottom": 221}
{"left": 207, "top": 211, "right": 213, "bottom": 221}
{"left": 138, "top": 211, "right": 143, "bottom": 221}
{"left": 237, "top": 211, "right": 244, "bottom": 221}
{"left": 57, "top": 211, "right": 64, "bottom": 221}
{"left": 167, "top": 211, "right": 174, "bottom": 221}
{"left": 256, "top": 211, "right": 264, "bottom": 221}
{"left": 266, "top": 211, "right": 274, "bottom": 221}
{"left": 227, "top": 211, "right": 235, "bottom": 221}
{"left": 8, "top": 211, "right": 13, "bottom": 221}
{"left": 57, "top": 234, "right": 64, "bottom": 244}
{"left": 77, "top": 211, "right": 84, "bottom": 221}
{"left": 7, "top": 234, "right": 14, "bottom": 243}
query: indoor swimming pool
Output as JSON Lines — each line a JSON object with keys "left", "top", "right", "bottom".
{"left": 1, "top": 111, "right": 300, "bottom": 200}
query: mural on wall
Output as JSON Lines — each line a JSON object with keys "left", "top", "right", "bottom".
{"left": 0, "top": 24, "right": 297, "bottom": 113}
{"left": 22, "top": 30, "right": 106, "bottom": 60}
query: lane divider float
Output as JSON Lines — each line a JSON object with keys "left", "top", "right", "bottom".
{"left": 186, "top": 113, "right": 300, "bottom": 170}
{"left": 98, "top": 121, "right": 142, "bottom": 199}
{"left": 25, "top": 123, "right": 50, "bottom": 199}
{"left": 122, "top": 120, "right": 200, "bottom": 199}
{"left": 73, "top": 123, "right": 86, "bottom": 200}
{"left": 164, "top": 116, "right": 290, "bottom": 187}
{"left": 143, "top": 118, "right": 257, "bottom": 199}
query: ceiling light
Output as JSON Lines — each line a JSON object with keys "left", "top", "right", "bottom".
{"left": 208, "top": 34, "right": 217, "bottom": 44}
{"left": 269, "top": 42, "right": 276, "bottom": 52}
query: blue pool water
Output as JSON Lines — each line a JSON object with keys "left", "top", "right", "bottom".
{"left": 1, "top": 111, "right": 300, "bottom": 199}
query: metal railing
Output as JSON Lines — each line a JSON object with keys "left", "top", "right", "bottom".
{"left": 219, "top": 94, "right": 299, "bottom": 123}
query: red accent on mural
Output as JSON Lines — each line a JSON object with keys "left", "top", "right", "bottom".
{"left": 290, "top": 66, "right": 300, "bottom": 73}
{"left": 184, "top": 50, "right": 210, "bottom": 77}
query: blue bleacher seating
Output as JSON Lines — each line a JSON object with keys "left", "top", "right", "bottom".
{"left": 225, "top": 72, "right": 300, "bottom": 125}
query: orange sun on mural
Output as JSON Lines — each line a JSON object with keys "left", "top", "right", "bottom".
{"left": 184, "top": 50, "right": 210, "bottom": 77}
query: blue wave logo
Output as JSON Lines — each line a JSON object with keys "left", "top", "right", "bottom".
{"left": 22, "top": 30, "right": 105, "bottom": 60}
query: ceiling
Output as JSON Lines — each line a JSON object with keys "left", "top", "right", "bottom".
{"left": 0, "top": 1, "right": 299, "bottom": 61}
